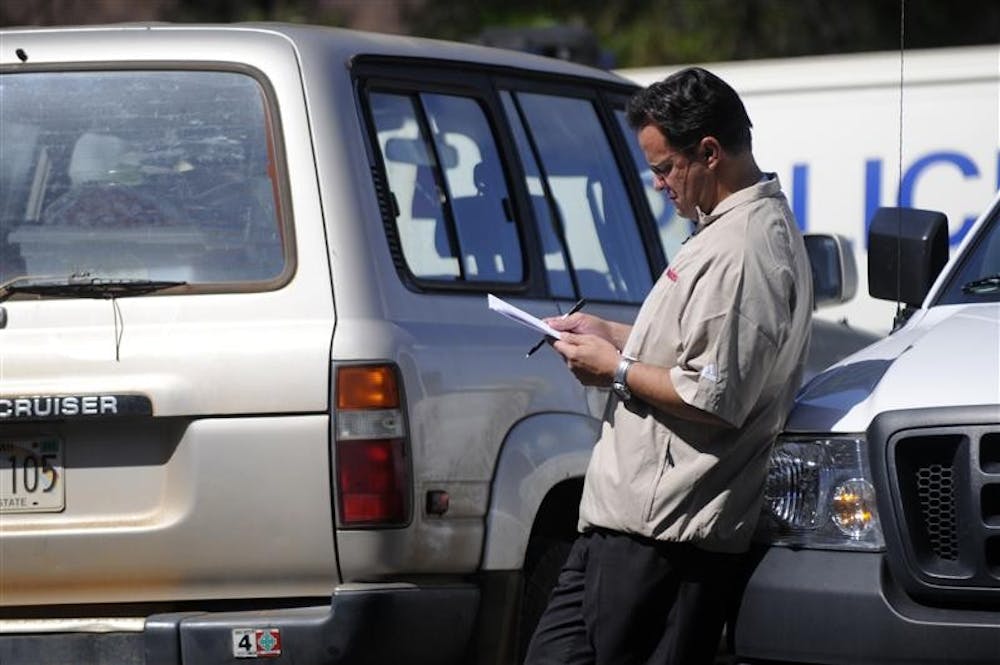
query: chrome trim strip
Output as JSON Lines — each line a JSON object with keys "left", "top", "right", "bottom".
{"left": 0, "top": 617, "right": 145, "bottom": 634}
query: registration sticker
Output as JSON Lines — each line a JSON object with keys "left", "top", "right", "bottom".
{"left": 232, "top": 628, "right": 282, "bottom": 658}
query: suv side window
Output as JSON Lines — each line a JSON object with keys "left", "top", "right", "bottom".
{"left": 504, "top": 91, "right": 652, "bottom": 303}
{"left": 369, "top": 90, "right": 523, "bottom": 283}
{"left": 499, "top": 92, "right": 573, "bottom": 299}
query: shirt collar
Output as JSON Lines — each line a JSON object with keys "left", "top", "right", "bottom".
{"left": 694, "top": 172, "right": 782, "bottom": 232}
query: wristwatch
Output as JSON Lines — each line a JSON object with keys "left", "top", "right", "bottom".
{"left": 612, "top": 355, "right": 636, "bottom": 403}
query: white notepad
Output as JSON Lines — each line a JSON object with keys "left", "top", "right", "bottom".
{"left": 487, "top": 294, "right": 562, "bottom": 339}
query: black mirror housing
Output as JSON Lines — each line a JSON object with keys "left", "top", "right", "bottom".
{"left": 867, "top": 207, "right": 949, "bottom": 307}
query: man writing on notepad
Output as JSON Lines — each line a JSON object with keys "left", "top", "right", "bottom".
{"left": 524, "top": 67, "right": 813, "bottom": 665}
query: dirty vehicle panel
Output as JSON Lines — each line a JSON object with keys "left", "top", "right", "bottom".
{"left": 0, "top": 29, "right": 337, "bottom": 609}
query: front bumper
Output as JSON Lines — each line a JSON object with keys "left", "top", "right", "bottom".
{"left": 0, "top": 582, "right": 479, "bottom": 665}
{"left": 734, "top": 547, "right": 1000, "bottom": 664}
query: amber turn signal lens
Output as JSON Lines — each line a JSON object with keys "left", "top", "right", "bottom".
{"left": 831, "top": 479, "right": 877, "bottom": 538}
{"left": 337, "top": 365, "right": 400, "bottom": 409}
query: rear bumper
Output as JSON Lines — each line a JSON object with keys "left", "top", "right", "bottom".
{"left": 1, "top": 582, "right": 479, "bottom": 665}
{"left": 734, "top": 547, "right": 1000, "bottom": 664}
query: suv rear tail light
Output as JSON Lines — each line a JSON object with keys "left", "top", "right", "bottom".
{"left": 334, "top": 364, "right": 410, "bottom": 527}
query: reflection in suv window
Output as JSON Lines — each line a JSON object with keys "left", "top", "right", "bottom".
{"left": 369, "top": 90, "right": 523, "bottom": 284}
{"left": 510, "top": 92, "right": 652, "bottom": 303}
{"left": 500, "top": 92, "right": 574, "bottom": 299}
{"left": 0, "top": 71, "right": 285, "bottom": 287}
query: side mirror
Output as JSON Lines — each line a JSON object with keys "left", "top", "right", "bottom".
{"left": 804, "top": 233, "right": 858, "bottom": 309}
{"left": 867, "top": 207, "right": 949, "bottom": 307}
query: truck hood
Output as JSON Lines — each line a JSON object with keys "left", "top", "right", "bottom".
{"left": 786, "top": 303, "right": 1000, "bottom": 433}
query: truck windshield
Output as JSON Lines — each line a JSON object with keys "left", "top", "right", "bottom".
{"left": 936, "top": 204, "right": 1000, "bottom": 305}
{"left": 0, "top": 70, "right": 286, "bottom": 291}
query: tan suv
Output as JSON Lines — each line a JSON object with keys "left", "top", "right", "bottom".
{"left": 0, "top": 22, "right": 873, "bottom": 665}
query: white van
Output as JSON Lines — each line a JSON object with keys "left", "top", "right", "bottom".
{"left": 619, "top": 45, "right": 1000, "bottom": 334}
{"left": 733, "top": 194, "right": 1000, "bottom": 663}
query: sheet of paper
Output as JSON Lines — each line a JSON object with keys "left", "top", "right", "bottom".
{"left": 487, "top": 294, "right": 562, "bottom": 339}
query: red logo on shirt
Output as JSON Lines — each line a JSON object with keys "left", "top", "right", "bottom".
{"left": 665, "top": 267, "right": 678, "bottom": 282}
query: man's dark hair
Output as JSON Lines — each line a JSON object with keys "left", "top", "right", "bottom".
{"left": 626, "top": 67, "right": 752, "bottom": 155}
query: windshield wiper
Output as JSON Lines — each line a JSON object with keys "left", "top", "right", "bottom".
{"left": 961, "top": 273, "right": 1000, "bottom": 294}
{"left": 0, "top": 274, "right": 187, "bottom": 303}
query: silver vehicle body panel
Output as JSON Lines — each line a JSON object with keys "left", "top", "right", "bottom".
{"left": 0, "top": 23, "right": 638, "bottom": 606}
{"left": 0, "top": 26, "right": 337, "bottom": 605}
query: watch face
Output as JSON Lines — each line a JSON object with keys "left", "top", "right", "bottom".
{"left": 612, "top": 381, "right": 630, "bottom": 402}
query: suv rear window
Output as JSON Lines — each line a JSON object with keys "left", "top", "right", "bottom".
{"left": 0, "top": 70, "right": 286, "bottom": 288}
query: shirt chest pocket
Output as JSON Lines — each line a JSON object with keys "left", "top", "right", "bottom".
{"left": 625, "top": 278, "right": 688, "bottom": 368}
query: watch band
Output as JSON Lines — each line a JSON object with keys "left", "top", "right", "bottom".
{"left": 612, "top": 355, "right": 636, "bottom": 402}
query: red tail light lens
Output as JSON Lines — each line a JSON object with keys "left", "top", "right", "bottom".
{"left": 334, "top": 364, "right": 410, "bottom": 527}
{"left": 336, "top": 438, "right": 407, "bottom": 525}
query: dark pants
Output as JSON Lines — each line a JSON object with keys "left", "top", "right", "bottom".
{"left": 524, "top": 529, "right": 747, "bottom": 665}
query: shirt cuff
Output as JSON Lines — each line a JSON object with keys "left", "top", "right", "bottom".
{"left": 669, "top": 364, "right": 737, "bottom": 426}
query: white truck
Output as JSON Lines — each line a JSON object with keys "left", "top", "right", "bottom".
{"left": 619, "top": 44, "right": 1000, "bottom": 335}
{"left": 728, "top": 195, "right": 1000, "bottom": 663}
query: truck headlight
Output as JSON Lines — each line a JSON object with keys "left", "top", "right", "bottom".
{"left": 758, "top": 436, "right": 885, "bottom": 551}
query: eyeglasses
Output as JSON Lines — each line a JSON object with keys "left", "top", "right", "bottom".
{"left": 648, "top": 142, "right": 700, "bottom": 179}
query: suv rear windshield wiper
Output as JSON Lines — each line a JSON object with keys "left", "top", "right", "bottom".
{"left": 0, "top": 275, "right": 187, "bottom": 303}
{"left": 961, "top": 273, "right": 1000, "bottom": 294}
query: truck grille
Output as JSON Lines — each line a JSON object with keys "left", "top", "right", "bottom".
{"left": 871, "top": 408, "right": 1000, "bottom": 602}
{"left": 914, "top": 458, "right": 960, "bottom": 561}
{"left": 895, "top": 435, "right": 964, "bottom": 567}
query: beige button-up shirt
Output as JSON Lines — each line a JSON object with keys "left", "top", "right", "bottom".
{"left": 578, "top": 174, "right": 812, "bottom": 552}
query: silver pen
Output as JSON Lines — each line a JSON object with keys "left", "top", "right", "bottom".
{"left": 526, "top": 298, "right": 587, "bottom": 357}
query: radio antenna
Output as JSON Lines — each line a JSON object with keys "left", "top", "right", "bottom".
{"left": 894, "top": 0, "right": 906, "bottom": 329}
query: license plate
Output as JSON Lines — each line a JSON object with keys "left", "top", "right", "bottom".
{"left": 0, "top": 438, "right": 64, "bottom": 513}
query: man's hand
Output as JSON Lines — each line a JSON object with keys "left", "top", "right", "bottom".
{"left": 545, "top": 313, "right": 632, "bottom": 349}
{"left": 548, "top": 315, "right": 732, "bottom": 428}
{"left": 550, "top": 332, "right": 620, "bottom": 387}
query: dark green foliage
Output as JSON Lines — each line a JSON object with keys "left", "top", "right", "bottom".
{"left": 2, "top": 0, "right": 998, "bottom": 68}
